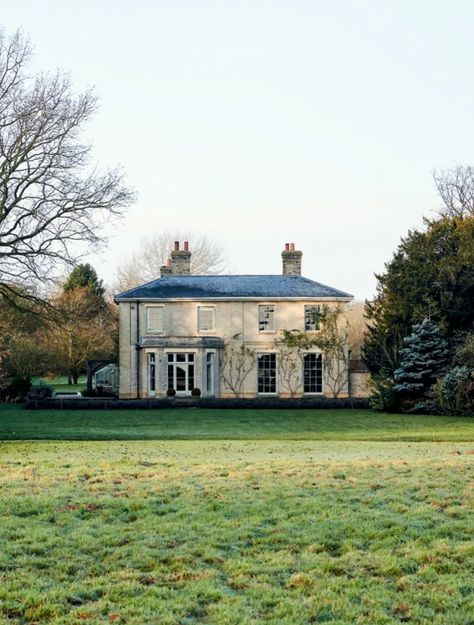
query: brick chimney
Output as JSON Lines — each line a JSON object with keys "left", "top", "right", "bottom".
{"left": 160, "top": 257, "right": 172, "bottom": 277}
{"left": 170, "top": 241, "right": 191, "bottom": 275}
{"left": 281, "top": 242, "right": 302, "bottom": 275}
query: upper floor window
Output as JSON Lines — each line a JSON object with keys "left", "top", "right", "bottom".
{"left": 258, "top": 305, "right": 275, "bottom": 332}
{"left": 304, "top": 305, "right": 321, "bottom": 332}
{"left": 198, "top": 306, "right": 215, "bottom": 332}
{"left": 146, "top": 306, "right": 164, "bottom": 333}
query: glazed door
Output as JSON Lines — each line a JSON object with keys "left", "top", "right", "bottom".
{"left": 167, "top": 353, "right": 195, "bottom": 394}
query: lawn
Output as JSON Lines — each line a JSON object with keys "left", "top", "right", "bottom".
{"left": 0, "top": 409, "right": 473, "bottom": 624}
{"left": 32, "top": 376, "right": 87, "bottom": 393}
{"left": 1, "top": 406, "right": 474, "bottom": 441}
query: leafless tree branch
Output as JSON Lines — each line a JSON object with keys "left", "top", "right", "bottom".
{"left": 0, "top": 29, "right": 135, "bottom": 310}
{"left": 433, "top": 165, "right": 474, "bottom": 219}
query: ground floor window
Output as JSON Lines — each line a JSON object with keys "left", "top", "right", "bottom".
{"left": 257, "top": 353, "right": 277, "bottom": 394}
{"left": 167, "top": 353, "right": 195, "bottom": 393}
{"left": 147, "top": 353, "right": 156, "bottom": 394}
{"left": 304, "top": 353, "right": 322, "bottom": 393}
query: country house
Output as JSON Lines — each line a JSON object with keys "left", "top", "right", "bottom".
{"left": 114, "top": 242, "right": 365, "bottom": 399}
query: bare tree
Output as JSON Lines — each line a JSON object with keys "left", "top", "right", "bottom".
{"left": 0, "top": 30, "right": 134, "bottom": 309}
{"left": 44, "top": 287, "right": 117, "bottom": 384}
{"left": 276, "top": 306, "right": 350, "bottom": 398}
{"left": 316, "top": 305, "right": 350, "bottom": 398}
{"left": 115, "top": 230, "right": 226, "bottom": 292}
{"left": 273, "top": 331, "right": 314, "bottom": 397}
{"left": 220, "top": 337, "right": 255, "bottom": 397}
{"left": 433, "top": 166, "right": 474, "bottom": 219}
{"left": 343, "top": 301, "right": 368, "bottom": 359}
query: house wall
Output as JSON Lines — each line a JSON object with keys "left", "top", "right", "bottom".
{"left": 118, "top": 299, "right": 351, "bottom": 399}
{"left": 349, "top": 371, "right": 371, "bottom": 398}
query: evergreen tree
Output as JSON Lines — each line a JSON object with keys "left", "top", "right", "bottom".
{"left": 394, "top": 319, "right": 450, "bottom": 400}
{"left": 63, "top": 264, "right": 105, "bottom": 298}
{"left": 364, "top": 216, "right": 474, "bottom": 377}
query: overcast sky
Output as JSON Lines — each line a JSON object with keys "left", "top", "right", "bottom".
{"left": 2, "top": 1, "right": 473, "bottom": 300}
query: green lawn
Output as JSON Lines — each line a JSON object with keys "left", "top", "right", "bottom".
{"left": 0, "top": 409, "right": 473, "bottom": 624}
{"left": 32, "top": 376, "right": 87, "bottom": 393}
{"left": 1, "top": 406, "right": 474, "bottom": 441}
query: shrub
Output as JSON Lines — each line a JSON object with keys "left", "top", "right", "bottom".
{"left": 369, "top": 377, "right": 400, "bottom": 412}
{"left": 27, "top": 383, "right": 54, "bottom": 400}
{"left": 166, "top": 388, "right": 176, "bottom": 397}
{"left": 432, "top": 367, "right": 474, "bottom": 416}
{"left": 454, "top": 331, "right": 474, "bottom": 369}
{"left": 191, "top": 387, "right": 201, "bottom": 397}
{"left": 5, "top": 375, "right": 32, "bottom": 401}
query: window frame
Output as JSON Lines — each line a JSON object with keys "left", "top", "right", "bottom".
{"left": 257, "top": 352, "right": 277, "bottom": 395}
{"left": 145, "top": 305, "right": 165, "bottom": 334}
{"left": 205, "top": 350, "right": 216, "bottom": 396}
{"left": 197, "top": 305, "right": 216, "bottom": 333}
{"left": 304, "top": 305, "right": 321, "bottom": 333}
{"left": 258, "top": 304, "right": 276, "bottom": 333}
{"left": 146, "top": 351, "right": 157, "bottom": 396}
{"left": 303, "top": 352, "right": 323, "bottom": 395}
{"left": 165, "top": 351, "right": 196, "bottom": 395}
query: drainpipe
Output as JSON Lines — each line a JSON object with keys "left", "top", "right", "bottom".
{"left": 136, "top": 299, "right": 141, "bottom": 399}
{"left": 347, "top": 349, "right": 352, "bottom": 399}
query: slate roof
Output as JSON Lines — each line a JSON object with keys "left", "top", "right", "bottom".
{"left": 115, "top": 275, "right": 352, "bottom": 301}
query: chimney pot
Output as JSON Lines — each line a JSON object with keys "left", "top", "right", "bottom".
{"left": 290, "top": 242, "right": 295, "bottom": 252}
{"left": 285, "top": 243, "right": 290, "bottom": 251}
{"left": 174, "top": 241, "right": 179, "bottom": 251}
{"left": 184, "top": 241, "right": 189, "bottom": 251}
{"left": 167, "top": 258, "right": 172, "bottom": 267}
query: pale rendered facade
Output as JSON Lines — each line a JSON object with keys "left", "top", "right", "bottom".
{"left": 115, "top": 243, "right": 354, "bottom": 399}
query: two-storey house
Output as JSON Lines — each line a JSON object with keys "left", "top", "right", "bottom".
{"left": 114, "top": 242, "right": 353, "bottom": 399}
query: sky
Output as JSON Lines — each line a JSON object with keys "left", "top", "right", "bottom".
{"left": 2, "top": 0, "right": 473, "bottom": 300}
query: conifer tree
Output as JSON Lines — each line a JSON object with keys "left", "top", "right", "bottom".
{"left": 394, "top": 319, "right": 449, "bottom": 400}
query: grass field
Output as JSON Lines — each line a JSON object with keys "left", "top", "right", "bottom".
{"left": 32, "top": 376, "right": 87, "bottom": 393}
{"left": 1, "top": 406, "right": 474, "bottom": 441}
{"left": 0, "top": 408, "right": 473, "bottom": 624}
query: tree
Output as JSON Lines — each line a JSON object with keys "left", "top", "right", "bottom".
{"left": 434, "top": 165, "right": 474, "bottom": 219}
{"left": 0, "top": 30, "right": 134, "bottom": 310}
{"left": 393, "top": 319, "right": 449, "bottom": 403}
{"left": 454, "top": 331, "right": 474, "bottom": 370}
{"left": 3, "top": 331, "right": 50, "bottom": 378}
{"left": 220, "top": 337, "right": 255, "bottom": 398}
{"left": 272, "top": 305, "right": 349, "bottom": 398}
{"left": 274, "top": 330, "right": 314, "bottom": 397}
{"left": 364, "top": 216, "right": 474, "bottom": 377}
{"left": 115, "top": 230, "right": 226, "bottom": 292}
{"left": 432, "top": 367, "right": 474, "bottom": 416}
{"left": 63, "top": 263, "right": 105, "bottom": 297}
{"left": 344, "top": 301, "right": 367, "bottom": 359}
{"left": 44, "top": 287, "right": 116, "bottom": 384}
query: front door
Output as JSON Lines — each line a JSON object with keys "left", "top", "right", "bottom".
{"left": 167, "top": 353, "right": 195, "bottom": 394}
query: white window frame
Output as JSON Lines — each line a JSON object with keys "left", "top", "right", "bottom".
{"left": 197, "top": 306, "right": 216, "bottom": 333}
{"left": 146, "top": 351, "right": 157, "bottom": 396}
{"left": 256, "top": 352, "right": 278, "bottom": 395}
{"left": 145, "top": 305, "right": 165, "bottom": 334}
{"left": 303, "top": 352, "right": 323, "bottom": 395}
{"left": 205, "top": 350, "right": 216, "bottom": 396}
{"left": 258, "top": 304, "right": 276, "bottom": 333}
{"left": 304, "top": 305, "right": 321, "bottom": 332}
{"left": 165, "top": 351, "right": 196, "bottom": 395}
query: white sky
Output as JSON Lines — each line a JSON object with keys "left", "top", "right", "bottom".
{"left": 2, "top": 0, "right": 474, "bottom": 300}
